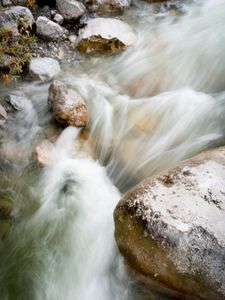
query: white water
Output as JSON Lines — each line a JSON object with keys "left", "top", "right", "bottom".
{"left": 0, "top": 0, "right": 225, "bottom": 299}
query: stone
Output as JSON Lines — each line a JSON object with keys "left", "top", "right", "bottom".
{"left": 28, "top": 57, "right": 61, "bottom": 81}
{"left": 84, "top": 0, "right": 131, "bottom": 15}
{"left": 68, "top": 34, "right": 76, "bottom": 43}
{"left": 114, "top": 146, "right": 225, "bottom": 300}
{"left": 36, "top": 16, "right": 68, "bottom": 41}
{"left": 76, "top": 18, "right": 136, "bottom": 54}
{"left": 34, "top": 139, "right": 54, "bottom": 166}
{"left": 53, "top": 13, "right": 64, "bottom": 25}
{"left": 0, "top": 104, "right": 7, "bottom": 126}
{"left": 1, "top": 0, "right": 13, "bottom": 6}
{"left": 48, "top": 80, "right": 89, "bottom": 127}
{"left": 56, "top": 0, "right": 86, "bottom": 21}
{"left": 0, "top": 6, "right": 34, "bottom": 32}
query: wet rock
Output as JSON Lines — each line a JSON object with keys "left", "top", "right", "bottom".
{"left": 36, "top": 16, "right": 68, "bottom": 41}
{"left": 76, "top": 18, "right": 136, "bottom": 54}
{"left": 2, "top": 93, "right": 38, "bottom": 132}
{"left": 114, "top": 146, "right": 225, "bottom": 300}
{"left": 34, "top": 139, "right": 54, "bottom": 166}
{"left": 28, "top": 57, "right": 61, "bottom": 81}
{"left": 48, "top": 80, "right": 89, "bottom": 127}
{"left": 0, "top": 104, "right": 7, "bottom": 126}
{"left": 56, "top": 0, "right": 86, "bottom": 21}
{"left": 0, "top": 6, "right": 34, "bottom": 32}
{"left": 84, "top": 0, "right": 131, "bottom": 15}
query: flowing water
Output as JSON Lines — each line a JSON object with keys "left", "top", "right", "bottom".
{"left": 0, "top": 0, "right": 225, "bottom": 299}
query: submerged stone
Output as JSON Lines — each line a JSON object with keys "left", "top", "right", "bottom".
{"left": 114, "top": 146, "right": 225, "bottom": 300}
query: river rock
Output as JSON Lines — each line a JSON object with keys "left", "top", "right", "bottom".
{"left": 48, "top": 80, "right": 89, "bottom": 127}
{"left": 1, "top": 0, "right": 13, "bottom": 6}
{"left": 34, "top": 139, "right": 54, "bottom": 166}
{"left": 114, "top": 147, "right": 225, "bottom": 300}
{"left": 84, "top": 0, "right": 131, "bottom": 15}
{"left": 56, "top": 0, "right": 86, "bottom": 21}
{"left": 53, "top": 13, "right": 64, "bottom": 25}
{"left": 0, "top": 6, "right": 34, "bottom": 32}
{"left": 36, "top": 16, "right": 68, "bottom": 41}
{"left": 28, "top": 57, "right": 61, "bottom": 81}
{"left": 76, "top": 18, "right": 136, "bottom": 54}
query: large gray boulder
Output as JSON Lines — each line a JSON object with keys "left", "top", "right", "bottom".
{"left": 56, "top": 0, "right": 86, "bottom": 21}
{"left": 84, "top": 0, "right": 131, "bottom": 15}
{"left": 28, "top": 57, "right": 61, "bottom": 81}
{"left": 76, "top": 18, "right": 136, "bottom": 54}
{"left": 114, "top": 147, "right": 225, "bottom": 300}
{"left": 36, "top": 16, "right": 68, "bottom": 41}
{"left": 48, "top": 80, "right": 89, "bottom": 127}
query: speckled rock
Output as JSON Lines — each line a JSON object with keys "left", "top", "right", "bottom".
{"left": 84, "top": 0, "right": 131, "bottom": 15}
{"left": 56, "top": 0, "right": 86, "bottom": 21}
{"left": 36, "top": 16, "right": 68, "bottom": 41}
{"left": 28, "top": 57, "right": 61, "bottom": 81}
{"left": 0, "top": 6, "right": 34, "bottom": 33}
{"left": 48, "top": 80, "right": 89, "bottom": 127}
{"left": 76, "top": 18, "right": 136, "bottom": 54}
{"left": 1, "top": 0, "right": 13, "bottom": 6}
{"left": 114, "top": 147, "right": 225, "bottom": 300}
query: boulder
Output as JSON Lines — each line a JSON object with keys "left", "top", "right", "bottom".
{"left": 36, "top": 16, "right": 68, "bottom": 41}
{"left": 84, "top": 0, "right": 131, "bottom": 15}
{"left": 56, "top": 0, "right": 86, "bottom": 21}
{"left": 28, "top": 57, "right": 61, "bottom": 81}
{"left": 0, "top": 6, "right": 34, "bottom": 32}
{"left": 76, "top": 18, "right": 136, "bottom": 54}
{"left": 48, "top": 80, "right": 89, "bottom": 127}
{"left": 114, "top": 147, "right": 225, "bottom": 300}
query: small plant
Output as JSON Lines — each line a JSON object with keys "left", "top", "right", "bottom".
{"left": 0, "top": 27, "right": 36, "bottom": 82}
{"left": 27, "top": 0, "right": 38, "bottom": 10}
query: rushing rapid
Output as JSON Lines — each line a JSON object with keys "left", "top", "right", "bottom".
{"left": 0, "top": 0, "right": 225, "bottom": 299}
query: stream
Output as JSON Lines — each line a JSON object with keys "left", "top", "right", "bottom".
{"left": 0, "top": 0, "right": 225, "bottom": 299}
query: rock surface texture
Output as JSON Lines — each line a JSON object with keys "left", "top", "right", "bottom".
{"left": 76, "top": 18, "right": 136, "bottom": 54}
{"left": 114, "top": 147, "right": 225, "bottom": 300}
{"left": 48, "top": 80, "right": 89, "bottom": 127}
{"left": 36, "top": 16, "right": 68, "bottom": 41}
{"left": 84, "top": 0, "right": 131, "bottom": 15}
{"left": 29, "top": 57, "right": 61, "bottom": 80}
{"left": 0, "top": 6, "right": 34, "bottom": 32}
{"left": 56, "top": 0, "right": 86, "bottom": 21}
